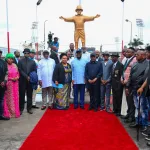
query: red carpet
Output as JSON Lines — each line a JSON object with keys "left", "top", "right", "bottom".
{"left": 20, "top": 105, "right": 138, "bottom": 150}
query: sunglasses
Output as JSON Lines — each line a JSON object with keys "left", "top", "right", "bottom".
{"left": 24, "top": 52, "right": 29, "bottom": 54}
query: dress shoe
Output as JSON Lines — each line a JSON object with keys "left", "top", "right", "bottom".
{"left": 66, "top": 106, "right": 69, "bottom": 109}
{"left": 20, "top": 111, "right": 23, "bottom": 115}
{"left": 147, "top": 142, "right": 150, "bottom": 146}
{"left": 32, "top": 105, "right": 39, "bottom": 109}
{"left": 121, "top": 115, "right": 129, "bottom": 119}
{"left": 27, "top": 109, "right": 33, "bottom": 114}
{"left": 0, "top": 116, "right": 10, "bottom": 120}
{"left": 48, "top": 106, "right": 53, "bottom": 110}
{"left": 124, "top": 118, "right": 135, "bottom": 123}
{"left": 88, "top": 107, "right": 93, "bottom": 111}
{"left": 129, "top": 123, "right": 138, "bottom": 128}
{"left": 94, "top": 108, "right": 98, "bottom": 112}
{"left": 41, "top": 106, "right": 46, "bottom": 110}
{"left": 74, "top": 106, "right": 78, "bottom": 109}
{"left": 116, "top": 113, "right": 121, "bottom": 116}
{"left": 80, "top": 106, "right": 84, "bottom": 109}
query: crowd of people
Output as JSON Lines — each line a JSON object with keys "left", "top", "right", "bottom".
{"left": 0, "top": 43, "right": 150, "bottom": 146}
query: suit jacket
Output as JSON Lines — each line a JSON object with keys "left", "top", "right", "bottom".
{"left": 53, "top": 63, "right": 72, "bottom": 84}
{"left": 18, "top": 57, "right": 37, "bottom": 82}
{"left": 111, "top": 61, "right": 123, "bottom": 90}
{"left": 50, "top": 50, "right": 59, "bottom": 64}
{"left": 101, "top": 60, "right": 113, "bottom": 82}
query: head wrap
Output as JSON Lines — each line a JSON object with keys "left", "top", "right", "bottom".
{"left": 5, "top": 53, "right": 15, "bottom": 60}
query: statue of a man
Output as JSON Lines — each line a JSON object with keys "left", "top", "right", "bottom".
{"left": 60, "top": 5, "right": 100, "bottom": 50}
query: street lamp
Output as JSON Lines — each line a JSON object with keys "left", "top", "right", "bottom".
{"left": 44, "top": 20, "right": 48, "bottom": 49}
{"left": 125, "top": 19, "right": 133, "bottom": 44}
{"left": 35, "top": 0, "right": 43, "bottom": 59}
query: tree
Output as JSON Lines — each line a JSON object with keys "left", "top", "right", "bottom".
{"left": 128, "top": 38, "right": 143, "bottom": 48}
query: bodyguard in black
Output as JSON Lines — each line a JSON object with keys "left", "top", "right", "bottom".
{"left": 85, "top": 53, "right": 103, "bottom": 111}
{"left": 111, "top": 53, "right": 123, "bottom": 116}
{"left": 18, "top": 48, "right": 37, "bottom": 114}
{"left": 0, "top": 57, "right": 10, "bottom": 120}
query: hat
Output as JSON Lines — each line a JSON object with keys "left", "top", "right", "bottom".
{"left": 30, "top": 49, "right": 36, "bottom": 54}
{"left": 5, "top": 53, "right": 14, "bottom": 60}
{"left": 110, "top": 52, "right": 120, "bottom": 57}
{"left": 146, "top": 46, "right": 150, "bottom": 52}
{"left": 43, "top": 50, "right": 49, "bottom": 55}
{"left": 90, "top": 53, "right": 96, "bottom": 57}
{"left": 0, "top": 50, "right": 2, "bottom": 53}
{"left": 102, "top": 51, "right": 110, "bottom": 56}
{"left": 76, "top": 49, "right": 82, "bottom": 53}
{"left": 23, "top": 48, "right": 30, "bottom": 53}
{"left": 75, "top": 5, "right": 83, "bottom": 12}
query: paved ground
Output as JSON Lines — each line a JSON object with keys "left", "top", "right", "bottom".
{"left": 0, "top": 94, "right": 149, "bottom": 150}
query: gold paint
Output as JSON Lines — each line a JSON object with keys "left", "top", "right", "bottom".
{"left": 60, "top": 5, "right": 100, "bottom": 49}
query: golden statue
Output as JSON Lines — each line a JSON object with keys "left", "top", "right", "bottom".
{"left": 60, "top": 5, "right": 100, "bottom": 50}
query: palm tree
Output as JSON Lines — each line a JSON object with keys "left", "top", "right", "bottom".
{"left": 128, "top": 38, "right": 144, "bottom": 48}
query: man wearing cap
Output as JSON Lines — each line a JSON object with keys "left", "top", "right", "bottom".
{"left": 85, "top": 53, "right": 103, "bottom": 111}
{"left": 13, "top": 50, "right": 20, "bottom": 66}
{"left": 38, "top": 50, "right": 55, "bottom": 110}
{"left": 121, "top": 47, "right": 136, "bottom": 123}
{"left": 111, "top": 53, "right": 123, "bottom": 116}
{"left": 71, "top": 49, "right": 87, "bottom": 109}
{"left": 29, "top": 49, "right": 39, "bottom": 109}
{"left": 60, "top": 5, "right": 100, "bottom": 50}
{"left": 0, "top": 52, "right": 9, "bottom": 120}
{"left": 18, "top": 48, "right": 37, "bottom": 114}
{"left": 51, "top": 37, "right": 59, "bottom": 52}
{"left": 50, "top": 46, "right": 60, "bottom": 64}
{"left": 81, "top": 47, "right": 90, "bottom": 62}
{"left": 100, "top": 51, "right": 113, "bottom": 112}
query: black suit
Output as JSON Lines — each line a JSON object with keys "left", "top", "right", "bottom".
{"left": 18, "top": 57, "right": 37, "bottom": 112}
{"left": 13, "top": 57, "right": 19, "bottom": 66}
{"left": 112, "top": 61, "right": 123, "bottom": 114}
{"left": 50, "top": 50, "right": 59, "bottom": 64}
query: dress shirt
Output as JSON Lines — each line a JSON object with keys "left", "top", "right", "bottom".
{"left": 71, "top": 58, "right": 87, "bottom": 84}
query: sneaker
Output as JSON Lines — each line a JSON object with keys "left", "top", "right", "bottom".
{"left": 142, "top": 130, "right": 149, "bottom": 137}
{"left": 41, "top": 106, "right": 46, "bottom": 110}
{"left": 145, "top": 136, "right": 150, "bottom": 141}
{"left": 141, "top": 126, "right": 147, "bottom": 132}
{"left": 100, "top": 107, "right": 105, "bottom": 111}
{"left": 106, "top": 108, "right": 113, "bottom": 113}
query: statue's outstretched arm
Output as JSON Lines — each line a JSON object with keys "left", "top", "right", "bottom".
{"left": 84, "top": 14, "right": 100, "bottom": 22}
{"left": 59, "top": 16, "right": 74, "bottom": 22}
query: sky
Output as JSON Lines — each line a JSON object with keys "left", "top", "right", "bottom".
{"left": 0, "top": 0, "right": 150, "bottom": 52}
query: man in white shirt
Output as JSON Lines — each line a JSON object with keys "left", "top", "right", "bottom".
{"left": 38, "top": 50, "right": 55, "bottom": 110}
{"left": 81, "top": 47, "right": 90, "bottom": 62}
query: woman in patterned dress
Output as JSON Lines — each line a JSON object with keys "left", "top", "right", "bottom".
{"left": 3, "top": 53, "right": 20, "bottom": 118}
{"left": 53, "top": 53, "right": 72, "bottom": 109}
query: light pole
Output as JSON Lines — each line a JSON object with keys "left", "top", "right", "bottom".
{"left": 126, "top": 19, "right": 133, "bottom": 44}
{"left": 35, "top": 0, "right": 43, "bottom": 59}
{"left": 79, "top": 0, "right": 81, "bottom": 5}
{"left": 121, "top": 0, "right": 125, "bottom": 51}
{"left": 44, "top": 20, "right": 48, "bottom": 49}
{"left": 6, "top": 0, "right": 10, "bottom": 53}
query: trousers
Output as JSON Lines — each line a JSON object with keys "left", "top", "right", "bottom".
{"left": 73, "top": 84, "right": 85, "bottom": 108}
{"left": 19, "top": 80, "right": 33, "bottom": 111}
{"left": 0, "top": 88, "right": 5, "bottom": 116}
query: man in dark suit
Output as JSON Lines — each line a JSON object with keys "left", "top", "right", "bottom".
{"left": 85, "top": 53, "right": 103, "bottom": 111}
{"left": 18, "top": 48, "right": 37, "bottom": 114}
{"left": 111, "top": 53, "right": 123, "bottom": 116}
{"left": 13, "top": 50, "right": 20, "bottom": 66}
{"left": 50, "top": 46, "right": 59, "bottom": 64}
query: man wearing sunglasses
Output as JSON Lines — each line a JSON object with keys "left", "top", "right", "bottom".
{"left": 18, "top": 48, "right": 37, "bottom": 115}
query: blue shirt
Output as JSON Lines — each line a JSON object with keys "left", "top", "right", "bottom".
{"left": 71, "top": 58, "right": 87, "bottom": 84}
{"left": 51, "top": 42, "right": 59, "bottom": 52}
